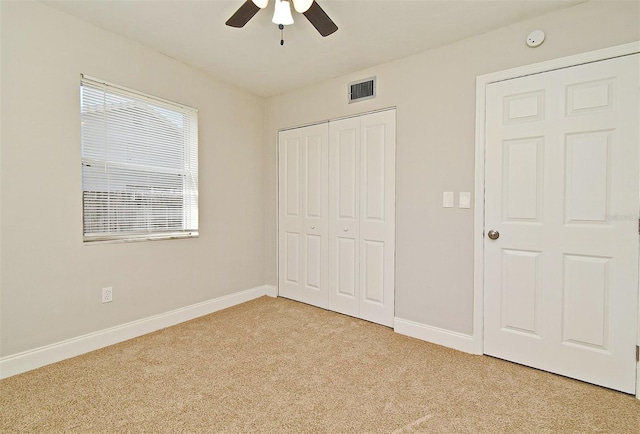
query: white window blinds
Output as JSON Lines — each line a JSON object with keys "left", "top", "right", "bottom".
{"left": 80, "top": 75, "right": 198, "bottom": 242}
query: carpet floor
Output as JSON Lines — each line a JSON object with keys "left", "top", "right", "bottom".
{"left": 1, "top": 296, "right": 639, "bottom": 433}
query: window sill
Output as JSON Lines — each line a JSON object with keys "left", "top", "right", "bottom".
{"left": 83, "top": 232, "right": 199, "bottom": 244}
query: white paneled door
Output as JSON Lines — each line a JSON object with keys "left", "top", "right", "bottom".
{"left": 278, "top": 123, "right": 329, "bottom": 309}
{"left": 329, "top": 110, "right": 396, "bottom": 327}
{"left": 278, "top": 110, "right": 396, "bottom": 327}
{"left": 484, "top": 54, "right": 639, "bottom": 393}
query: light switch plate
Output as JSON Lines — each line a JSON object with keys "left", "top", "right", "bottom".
{"left": 459, "top": 192, "right": 471, "bottom": 209}
{"left": 443, "top": 192, "right": 454, "bottom": 208}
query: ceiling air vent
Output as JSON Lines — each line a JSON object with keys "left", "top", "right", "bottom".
{"left": 349, "top": 77, "right": 376, "bottom": 103}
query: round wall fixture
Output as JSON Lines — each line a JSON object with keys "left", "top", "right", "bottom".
{"left": 526, "top": 30, "right": 545, "bottom": 47}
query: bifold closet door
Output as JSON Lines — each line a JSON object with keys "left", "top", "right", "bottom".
{"left": 278, "top": 124, "right": 329, "bottom": 308}
{"left": 329, "top": 110, "right": 396, "bottom": 327}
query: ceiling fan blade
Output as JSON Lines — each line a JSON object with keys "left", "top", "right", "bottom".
{"left": 303, "top": 1, "right": 338, "bottom": 37}
{"left": 226, "top": 0, "right": 261, "bottom": 28}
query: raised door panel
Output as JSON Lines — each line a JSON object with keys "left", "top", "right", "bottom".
{"left": 502, "top": 137, "right": 544, "bottom": 223}
{"left": 337, "top": 129, "right": 358, "bottom": 221}
{"left": 562, "top": 254, "right": 611, "bottom": 351}
{"left": 283, "top": 137, "right": 301, "bottom": 219}
{"left": 284, "top": 232, "right": 301, "bottom": 286}
{"left": 305, "top": 234, "right": 322, "bottom": 290}
{"left": 362, "top": 124, "right": 386, "bottom": 222}
{"left": 566, "top": 78, "right": 614, "bottom": 116}
{"left": 337, "top": 237, "right": 357, "bottom": 297}
{"left": 362, "top": 240, "right": 385, "bottom": 304}
{"left": 500, "top": 249, "right": 542, "bottom": 337}
{"left": 503, "top": 90, "right": 545, "bottom": 124}
{"left": 305, "top": 133, "right": 323, "bottom": 219}
{"left": 564, "top": 131, "right": 612, "bottom": 225}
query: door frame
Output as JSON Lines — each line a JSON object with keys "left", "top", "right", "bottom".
{"left": 473, "top": 41, "right": 640, "bottom": 398}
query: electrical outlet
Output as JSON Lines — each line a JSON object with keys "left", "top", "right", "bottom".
{"left": 102, "top": 287, "right": 113, "bottom": 303}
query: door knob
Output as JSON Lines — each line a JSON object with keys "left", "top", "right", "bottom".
{"left": 343, "top": 227, "right": 349, "bottom": 232}
{"left": 311, "top": 226, "right": 315, "bottom": 229}
{"left": 487, "top": 230, "right": 500, "bottom": 240}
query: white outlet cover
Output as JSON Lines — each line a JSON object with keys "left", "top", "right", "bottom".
{"left": 102, "top": 287, "right": 113, "bottom": 303}
{"left": 527, "top": 30, "right": 545, "bottom": 47}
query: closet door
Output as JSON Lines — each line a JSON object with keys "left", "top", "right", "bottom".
{"left": 278, "top": 124, "right": 329, "bottom": 308}
{"left": 329, "top": 110, "right": 396, "bottom": 327}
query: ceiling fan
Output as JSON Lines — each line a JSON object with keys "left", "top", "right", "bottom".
{"left": 226, "top": 0, "right": 338, "bottom": 37}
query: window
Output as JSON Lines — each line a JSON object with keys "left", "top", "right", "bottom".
{"left": 80, "top": 75, "right": 198, "bottom": 242}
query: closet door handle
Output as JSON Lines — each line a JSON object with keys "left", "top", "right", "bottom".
{"left": 310, "top": 226, "right": 315, "bottom": 230}
{"left": 343, "top": 227, "right": 349, "bottom": 232}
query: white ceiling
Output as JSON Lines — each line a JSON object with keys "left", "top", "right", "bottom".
{"left": 42, "top": 0, "right": 584, "bottom": 97}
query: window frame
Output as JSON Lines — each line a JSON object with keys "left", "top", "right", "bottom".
{"left": 80, "top": 75, "right": 199, "bottom": 243}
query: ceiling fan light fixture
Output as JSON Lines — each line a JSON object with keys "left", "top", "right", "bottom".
{"left": 272, "top": 0, "right": 294, "bottom": 25}
{"left": 252, "top": 0, "right": 269, "bottom": 8}
{"left": 292, "top": 0, "right": 313, "bottom": 13}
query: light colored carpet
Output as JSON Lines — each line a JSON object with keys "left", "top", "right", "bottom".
{"left": 1, "top": 296, "right": 639, "bottom": 433}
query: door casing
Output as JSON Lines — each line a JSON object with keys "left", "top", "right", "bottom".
{"left": 473, "top": 41, "right": 640, "bottom": 399}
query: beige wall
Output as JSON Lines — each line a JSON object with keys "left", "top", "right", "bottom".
{"left": 0, "top": 2, "right": 265, "bottom": 356}
{"left": 264, "top": 1, "right": 640, "bottom": 335}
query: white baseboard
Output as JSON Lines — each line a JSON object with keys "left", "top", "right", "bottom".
{"left": 637, "top": 360, "right": 640, "bottom": 400}
{"left": 0, "top": 285, "right": 274, "bottom": 379}
{"left": 264, "top": 284, "right": 278, "bottom": 298}
{"left": 394, "top": 317, "right": 476, "bottom": 354}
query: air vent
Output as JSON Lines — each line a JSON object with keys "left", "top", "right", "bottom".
{"left": 349, "top": 77, "right": 376, "bottom": 103}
